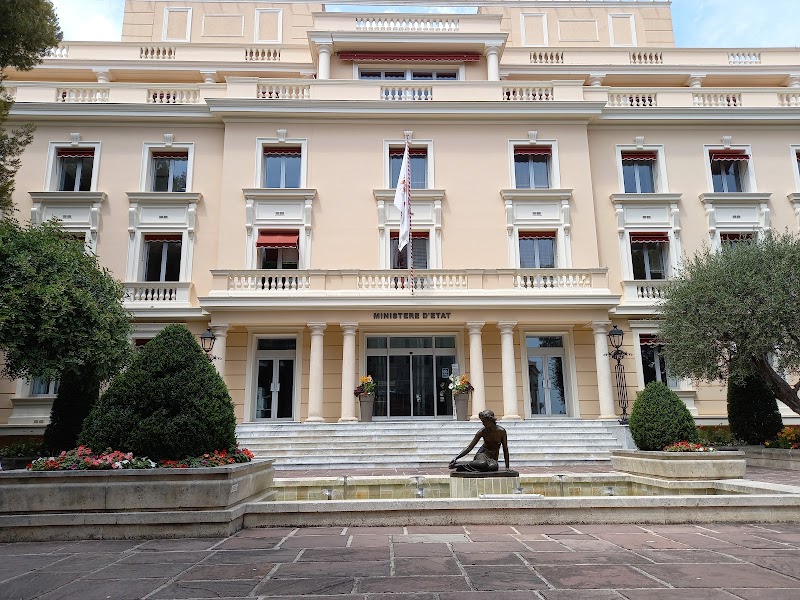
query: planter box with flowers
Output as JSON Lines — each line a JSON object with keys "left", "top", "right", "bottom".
{"left": 354, "top": 375, "right": 377, "bottom": 422}
{"left": 0, "top": 446, "right": 273, "bottom": 514}
{"left": 448, "top": 374, "right": 474, "bottom": 421}
{"left": 612, "top": 443, "right": 746, "bottom": 480}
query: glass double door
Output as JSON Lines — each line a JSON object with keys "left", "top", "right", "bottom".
{"left": 366, "top": 335, "right": 456, "bottom": 418}
{"left": 527, "top": 335, "right": 568, "bottom": 416}
{"left": 255, "top": 338, "right": 296, "bottom": 420}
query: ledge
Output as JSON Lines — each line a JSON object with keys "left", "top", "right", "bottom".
{"left": 611, "top": 450, "right": 746, "bottom": 480}
{"left": 500, "top": 188, "right": 573, "bottom": 202}
{"left": 126, "top": 192, "right": 203, "bottom": 205}
{"left": 373, "top": 188, "right": 445, "bottom": 202}
{"left": 610, "top": 193, "right": 682, "bottom": 205}
{"left": 242, "top": 188, "right": 317, "bottom": 202}
{"left": 29, "top": 191, "right": 107, "bottom": 204}
{"left": 700, "top": 192, "right": 772, "bottom": 204}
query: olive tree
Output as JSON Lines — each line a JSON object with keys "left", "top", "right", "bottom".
{"left": 659, "top": 232, "right": 800, "bottom": 414}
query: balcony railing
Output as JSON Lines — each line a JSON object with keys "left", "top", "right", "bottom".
{"left": 623, "top": 280, "right": 670, "bottom": 304}
{"left": 502, "top": 85, "right": 554, "bottom": 101}
{"left": 212, "top": 268, "right": 610, "bottom": 297}
{"left": 124, "top": 282, "right": 192, "bottom": 305}
{"left": 607, "top": 91, "right": 657, "bottom": 108}
{"left": 354, "top": 16, "right": 459, "bottom": 32}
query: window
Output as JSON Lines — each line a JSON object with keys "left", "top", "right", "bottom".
{"left": 391, "top": 232, "right": 429, "bottom": 269}
{"left": 143, "top": 234, "right": 182, "bottom": 282}
{"left": 390, "top": 147, "right": 427, "bottom": 189}
{"left": 359, "top": 69, "right": 458, "bottom": 81}
{"left": 720, "top": 232, "right": 755, "bottom": 248}
{"left": 639, "top": 335, "right": 678, "bottom": 388}
{"left": 151, "top": 152, "right": 188, "bottom": 192}
{"left": 621, "top": 151, "right": 656, "bottom": 193}
{"left": 514, "top": 146, "right": 551, "bottom": 189}
{"left": 56, "top": 148, "right": 94, "bottom": 192}
{"left": 257, "top": 230, "right": 299, "bottom": 269}
{"left": 630, "top": 232, "right": 668, "bottom": 280}
{"left": 519, "top": 232, "right": 556, "bottom": 268}
{"left": 263, "top": 147, "right": 301, "bottom": 189}
{"left": 30, "top": 377, "right": 59, "bottom": 396}
{"left": 710, "top": 150, "right": 748, "bottom": 193}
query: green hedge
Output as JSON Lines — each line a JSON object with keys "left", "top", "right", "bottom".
{"left": 629, "top": 381, "right": 698, "bottom": 451}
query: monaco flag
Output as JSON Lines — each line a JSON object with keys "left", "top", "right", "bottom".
{"left": 393, "top": 141, "right": 411, "bottom": 251}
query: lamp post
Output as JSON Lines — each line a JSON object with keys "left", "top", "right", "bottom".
{"left": 607, "top": 324, "right": 630, "bottom": 425}
{"left": 200, "top": 328, "right": 217, "bottom": 361}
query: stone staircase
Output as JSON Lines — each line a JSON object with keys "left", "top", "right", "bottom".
{"left": 236, "top": 419, "right": 631, "bottom": 470}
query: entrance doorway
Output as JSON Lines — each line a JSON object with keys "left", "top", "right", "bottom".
{"left": 254, "top": 338, "right": 295, "bottom": 420}
{"left": 526, "top": 335, "right": 568, "bottom": 416}
{"left": 365, "top": 335, "right": 457, "bottom": 418}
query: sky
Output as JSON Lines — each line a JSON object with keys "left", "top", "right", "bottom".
{"left": 51, "top": 0, "right": 800, "bottom": 48}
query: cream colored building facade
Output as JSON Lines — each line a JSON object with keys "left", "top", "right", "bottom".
{"left": 2, "top": 0, "right": 800, "bottom": 432}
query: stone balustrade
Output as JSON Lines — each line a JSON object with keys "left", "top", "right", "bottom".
{"left": 502, "top": 85, "right": 554, "bottom": 101}
{"left": 124, "top": 282, "right": 192, "bottom": 305}
{"left": 693, "top": 92, "right": 742, "bottom": 107}
{"left": 607, "top": 91, "right": 658, "bottom": 108}
{"left": 354, "top": 16, "right": 460, "bottom": 32}
{"left": 147, "top": 88, "right": 201, "bottom": 104}
{"left": 623, "top": 280, "right": 670, "bottom": 304}
{"left": 381, "top": 84, "right": 433, "bottom": 101}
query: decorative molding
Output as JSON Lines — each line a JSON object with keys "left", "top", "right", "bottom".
{"left": 586, "top": 74, "right": 606, "bottom": 87}
{"left": 200, "top": 71, "right": 217, "bottom": 84}
{"left": 634, "top": 135, "right": 645, "bottom": 149}
{"left": 69, "top": 132, "right": 81, "bottom": 146}
{"left": 29, "top": 191, "right": 107, "bottom": 253}
{"left": 789, "top": 193, "right": 800, "bottom": 229}
{"left": 700, "top": 192, "right": 771, "bottom": 249}
{"left": 686, "top": 74, "right": 706, "bottom": 88}
{"left": 163, "top": 133, "right": 174, "bottom": 147}
{"left": 721, "top": 135, "right": 733, "bottom": 148}
{"left": 276, "top": 128, "right": 287, "bottom": 142}
{"left": 528, "top": 130, "right": 538, "bottom": 143}
{"left": 501, "top": 189, "right": 573, "bottom": 268}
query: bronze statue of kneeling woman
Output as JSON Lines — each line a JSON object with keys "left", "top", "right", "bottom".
{"left": 449, "top": 410, "right": 510, "bottom": 472}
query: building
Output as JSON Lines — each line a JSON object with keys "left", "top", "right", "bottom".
{"left": 2, "top": 0, "right": 800, "bottom": 434}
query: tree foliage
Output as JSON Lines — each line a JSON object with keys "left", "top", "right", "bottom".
{"left": 79, "top": 325, "right": 238, "bottom": 460}
{"left": 660, "top": 232, "right": 800, "bottom": 414}
{"left": 43, "top": 369, "right": 101, "bottom": 453}
{"left": 727, "top": 373, "right": 783, "bottom": 446}
{"left": 629, "top": 381, "right": 699, "bottom": 451}
{"left": 0, "top": 0, "right": 62, "bottom": 212}
{"left": 0, "top": 218, "right": 132, "bottom": 383}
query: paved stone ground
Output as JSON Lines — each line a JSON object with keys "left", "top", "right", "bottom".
{"left": 6, "top": 522, "right": 800, "bottom": 599}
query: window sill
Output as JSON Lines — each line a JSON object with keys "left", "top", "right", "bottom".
{"left": 30, "top": 191, "right": 107, "bottom": 203}
{"left": 501, "top": 188, "right": 572, "bottom": 201}
{"left": 699, "top": 192, "right": 771, "bottom": 204}
{"left": 126, "top": 192, "right": 203, "bottom": 204}
{"left": 610, "top": 193, "right": 682, "bottom": 204}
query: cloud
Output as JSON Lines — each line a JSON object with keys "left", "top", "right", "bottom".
{"left": 52, "top": 0, "right": 124, "bottom": 41}
{"left": 672, "top": 0, "right": 800, "bottom": 47}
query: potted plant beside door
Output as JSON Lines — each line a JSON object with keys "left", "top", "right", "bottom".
{"left": 448, "top": 374, "right": 474, "bottom": 421}
{"left": 354, "top": 375, "right": 377, "bottom": 423}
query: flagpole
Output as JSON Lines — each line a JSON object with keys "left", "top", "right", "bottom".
{"left": 405, "top": 133, "right": 413, "bottom": 295}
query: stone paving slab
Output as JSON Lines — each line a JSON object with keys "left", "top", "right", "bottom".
{"left": 4, "top": 523, "right": 800, "bottom": 598}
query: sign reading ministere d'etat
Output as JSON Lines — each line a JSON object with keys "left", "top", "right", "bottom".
{"left": 373, "top": 312, "right": 452, "bottom": 320}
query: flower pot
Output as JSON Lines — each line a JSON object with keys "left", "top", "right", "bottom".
{"left": 453, "top": 393, "right": 469, "bottom": 422}
{"left": 359, "top": 394, "right": 374, "bottom": 422}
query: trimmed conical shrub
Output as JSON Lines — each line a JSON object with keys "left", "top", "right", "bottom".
{"left": 79, "top": 324, "right": 236, "bottom": 459}
{"left": 629, "top": 381, "right": 699, "bottom": 451}
{"left": 727, "top": 374, "right": 783, "bottom": 445}
{"left": 43, "top": 368, "right": 100, "bottom": 454}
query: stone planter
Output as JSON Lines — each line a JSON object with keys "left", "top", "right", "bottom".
{"left": 453, "top": 393, "right": 469, "bottom": 421}
{"left": 0, "top": 456, "right": 39, "bottom": 471}
{"left": 359, "top": 394, "right": 374, "bottom": 422}
{"left": 742, "top": 446, "right": 800, "bottom": 470}
{"left": 611, "top": 450, "right": 746, "bottom": 480}
{"left": 0, "top": 459, "right": 274, "bottom": 514}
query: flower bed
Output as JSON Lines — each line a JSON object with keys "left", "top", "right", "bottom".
{"left": 663, "top": 441, "right": 717, "bottom": 453}
{"left": 764, "top": 426, "right": 800, "bottom": 449}
{"left": 28, "top": 445, "right": 254, "bottom": 471}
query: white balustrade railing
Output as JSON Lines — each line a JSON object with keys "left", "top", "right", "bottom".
{"left": 140, "top": 46, "right": 176, "bottom": 59}
{"left": 256, "top": 82, "right": 311, "bottom": 99}
{"left": 55, "top": 87, "right": 109, "bottom": 103}
{"left": 355, "top": 16, "right": 459, "bottom": 32}
{"left": 629, "top": 51, "right": 663, "bottom": 65}
{"left": 514, "top": 270, "right": 593, "bottom": 290}
{"left": 607, "top": 92, "right": 657, "bottom": 108}
{"left": 125, "top": 282, "right": 190, "bottom": 303}
{"left": 623, "top": 280, "right": 670, "bottom": 303}
{"left": 46, "top": 45, "right": 69, "bottom": 59}
{"left": 779, "top": 92, "right": 800, "bottom": 107}
{"left": 530, "top": 51, "right": 564, "bottom": 64}
{"left": 228, "top": 272, "right": 311, "bottom": 292}
{"left": 381, "top": 85, "right": 433, "bottom": 101}
{"left": 728, "top": 51, "right": 761, "bottom": 65}
{"left": 357, "top": 272, "right": 468, "bottom": 291}
{"left": 244, "top": 47, "right": 281, "bottom": 61}
{"left": 502, "top": 85, "right": 554, "bottom": 101}
{"left": 693, "top": 92, "right": 742, "bottom": 107}
{"left": 147, "top": 88, "right": 200, "bottom": 104}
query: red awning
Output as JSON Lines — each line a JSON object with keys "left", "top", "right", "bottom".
{"left": 144, "top": 233, "right": 182, "bottom": 242}
{"left": 621, "top": 152, "right": 657, "bottom": 161}
{"left": 389, "top": 147, "right": 428, "bottom": 156}
{"left": 56, "top": 148, "right": 94, "bottom": 158}
{"left": 152, "top": 151, "right": 188, "bottom": 160}
{"left": 630, "top": 232, "right": 669, "bottom": 243}
{"left": 338, "top": 52, "right": 481, "bottom": 62}
{"left": 263, "top": 147, "right": 301, "bottom": 156}
{"left": 256, "top": 231, "right": 299, "bottom": 249}
{"left": 519, "top": 231, "right": 556, "bottom": 239}
{"left": 709, "top": 150, "right": 750, "bottom": 161}
{"left": 639, "top": 334, "right": 663, "bottom": 346}
{"left": 390, "top": 231, "right": 428, "bottom": 239}
{"left": 514, "top": 146, "right": 552, "bottom": 156}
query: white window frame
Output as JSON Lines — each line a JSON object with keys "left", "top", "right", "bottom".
{"left": 385, "top": 139, "right": 434, "bottom": 189}
{"left": 141, "top": 235, "right": 184, "bottom": 282}
{"left": 255, "top": 8, "right": 283, "bottom": 44}
{"left": 244, "top": 332, "right": 303, "bottom": 422}
{"left": 790, "top": 145, "right": 800, "bottom": 230}
{"left": 519, "top": 329, "right": 579, "bottom": 418}
{"left": 163, "top": 7, "right": 192, "bottom": 42}
{"left": 375, "top": 189, "right": 442, "bottom": 269}
{"left": 615, "top": 144, "right": 668, "bottom": 194}
{"left": 390, "top": 231, "right": 430, "bottom": 270}
{"left": 608, "top": 13, "right": 637, "bottom": 47}
{"left": 255, "top": 137, "right": 308, "bottom": 189}
{"left": 517, "top": 233, "right": 558, "bottom": 269}
{"left": 704, "top": 144, "right": 756, "bottom": 193}
{"left": 354, "top": 64, "right": 465, "bottom": 82}
{"left": 630, "top": 238, "right": 669, "bottom": 281}
{"left": 243, "top": 189, "right": 315, "bottom": 270}
{"left": 45, "top": 141, "right": 101, "bottom": 192}
{"left": 521, "top": 13, "right": 549, "bottom": 47}
{"left": 510, "top": 139, "right": 561, "bottom": 189}
{"left": 140, "top": 142, "right": 194, "bottom": 193}
{"left": 501, "top": 189, "right": 573, "bottom": 269}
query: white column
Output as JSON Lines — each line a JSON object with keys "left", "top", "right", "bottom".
{"left": 591, "top": 321, "right": 617, "bottom": 419}
{"left": 497, "top": 321, "right": 521, "bottom": 420}
{"left": 339, "top": 322, "right": 358, "bottom": 423}
{"left": 306, "top": 322, "right": 326, "bottom": 423}
{"left": 317, "top": 44, "right": 332, "bottom": 81}
{"left": 485, "top": 46, "right": 500, "bottom": 82}
{"left": 466, "top": 321, "right": 486, "bottom": 420}
{"left": 210, "top": 324, "right": 229, "bottom": 379}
